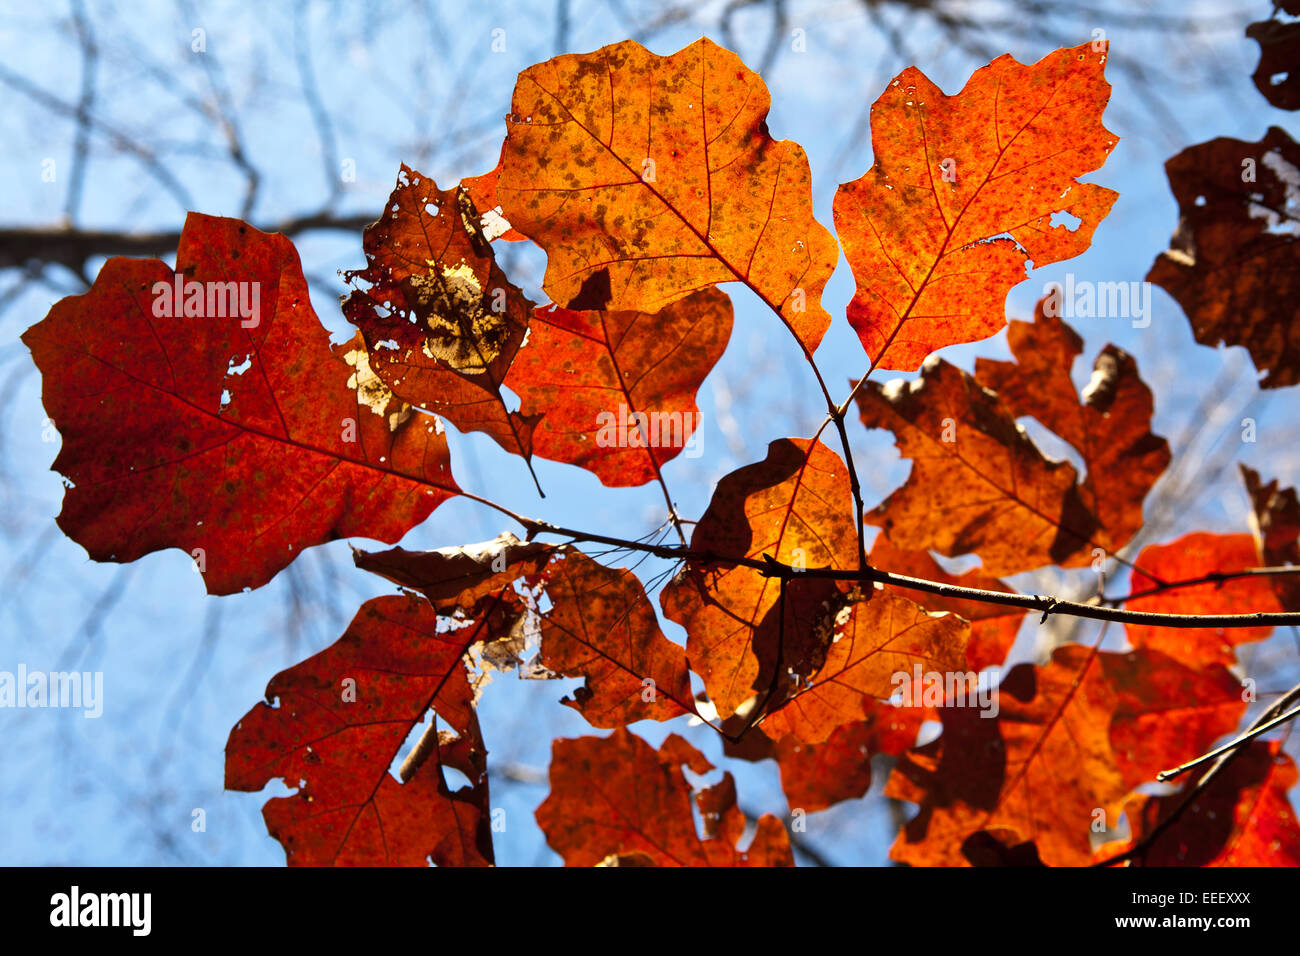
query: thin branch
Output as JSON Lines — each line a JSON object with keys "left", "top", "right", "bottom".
{"left": 1156, "top": 701, "right": 1300, "bottom": 782}
{"left": 447, "top": 488, "right": 1300, "bottom": 630}
{"left": 1094, "top": 680, "right": 1300, "bottom": 867}
{"left": 1101, "top": 565, "right": 1300, "bottom": 606}
{"left": 0, "top": 212, "right": 375, "bottom": 274}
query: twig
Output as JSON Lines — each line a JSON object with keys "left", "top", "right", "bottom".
{"left": 434, "top": 489, "right": 1300, "bottom": 630}
{"left": 0, "top": 212, "right": 376, "bottom": 273}
{"left": 1156, "top": 701, "right": 1300, "bottom": 782}
{"left": 1093, "top": 680, "right": 1300, "bottom": 867}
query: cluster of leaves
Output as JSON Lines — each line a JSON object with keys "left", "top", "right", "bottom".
{"left": 20, "top": 24, "right": 1300, "bottom": 866}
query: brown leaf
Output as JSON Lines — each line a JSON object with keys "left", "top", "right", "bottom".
{"left": 1241, "top": 464, "right": 1300, "bottom": 611}
{"left": 1147, "top": 127, "right": 1300, "bottom": 388}
{"left": 1247, "top": 14, "right": 1300, "bottom": 111}
{"left": 342, "top": 166, "right": 541, "bottom": 461}
{"left": 975, "top": 300, "right": 1170, "bottom": 557}
{"left": 535, "top": 728, "right": 793, "bottom": 866}
{"left": 857, "top": 356, "right": 1099, "bottom": 576}
{"left": 357, "top": 541, "right": 695, "bottom": 726}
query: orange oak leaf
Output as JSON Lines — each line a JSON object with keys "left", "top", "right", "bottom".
{"left": 975, "top": 301, "right": 1170, "bottom": 558}
{"left": 659, "top": 438, "right": 858, "bottom": 720}
{"left": 356, "top": 539, "right": 695, "bottom": 727}
{"left": 1147, "top": 127, "right": 1300, "bottom": 388}
{"left": 728, "top": 700, "right": 924, "bottom": 814}
{"left": 1096, "top": 741, "right": 1300, "bottom": 866}
{"left": 342, "top": 166, "right": 541, "bottom": 466}
{"left": 461, "top": 164, "right": 528, "bottom": 242}
{"left": 758, "top": 584, "right": 969, "bottom": 743}
{"left": 503, "top": 288, "right": 732, "bottom": 486}
{"left": 1125, "top": 532, "right": 1281, "bottom": 669}
{"left": 534, "top": 549, "right": 695, "bottom": 726}
{"left": 886, "top": 645, "right": 1246, "bottom": 866}
{"left": 484, "top": 37, "right": 839, "bottom": 352}
{"left": 535, "top": 728, "right": 793, "bottom": 866}
{"left": 20, "top": 213, "right": 459, "bottom": 595}
{"left": 856, "top": 357, "right": 1099, "bottom": 576}
{"left": 1241, "top": 464, "right": 1300, "bottom": 611}
{"left": 834, "top": 43, "right": 1118, "bottom": 370}
{"left": 224, "top": 594, "right": 492, "bottom": 866}
{"left": 868, "top": 533, "right": 1022, "bottom": 671}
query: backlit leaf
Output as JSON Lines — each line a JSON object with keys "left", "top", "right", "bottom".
{"left": 834, "top": 44, "right": 1118, "bottom": 369}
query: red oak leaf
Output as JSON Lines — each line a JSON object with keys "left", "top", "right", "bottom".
{"left": 857, "top": 357, "right": 1099, "bottom": 576}
{"left": 660, "top": 438, "right": 859, "bottom": 720}
{"left": 1096, "top": 741, "right": 1300, "bottom": 866}
{"left": 758, "top": 584, "right": 969, "bottom": 744}
{"left": 21, "top": 213, "right": 459, "bottom": 595}
{"left": 535, "top": 728, "right": 793, "bottom": 866}
{"left": 225, "top": 594, "right": 492, "bottom": 866}
{"left": 886, "top": 645, "right": 1246, "bottom": 866}
{"left": 1125, "top": 532, "right": 1282, "bottom": 669}
{"left": 975, "top": 299, "right": 1170, "bottom": 558}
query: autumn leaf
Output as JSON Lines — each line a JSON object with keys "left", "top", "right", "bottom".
{"left": 727, "top": 700, "right": 924, "bottom": 814}
{"left": 1247, "top": 6, "right": 1300, "bottom": 111}
{"left": 868, "top": 533, "right": 1022, "bottom": 671}
{"left": 342, "top": 166, "right": 541, "bottom": 468}
{"left": 461, "top": 163, "right": 528, "bottom": 242}
{"left": 1096, "top": 742, "right": 1300, "bottom": 866}
{"left": 975, "top": 300, "right": 1170, "bottom": 558}
{"left": 20, "top": 213, "right": 459, "bottom": 595}
{"left": 886, "top": 644, "right": 1246, "bottom": 866}
{"left": 354, "top": 531, "right": 552, "bottom": 608}
{"left": 224, "top": 594, "right": 492, "bottom": 866}
{"left": 857, "top": 356, "right": 1099, "bottom": 576}
{"left": 482, "top": 37, "right": 839, "bottom": 352}
{"left": 1241, "top": 464, "right": 1300, "bottom": 611}
{"left": 535, "top": 728, "right": 793, "bottom": 866}
{"left": 834, "top": 43, "right": 1118, "bottom": 370}
{"left": 1125, "top": 532, "right": 1281, "bottom": 669}
{"left": 1148, "top": 127, "right": 1300, "bottom": 388}
{"left": 535, "top": 549, "right": 696, "bottom": 726}
{"left": 357, "top": 539, "right": 696, "bottom": 726}
{"left": 503, "top": 288, "right": 732, "bottom": 486}
{"left": 758, "top": 584, "right": 969, "bottom": 744}
{"left": 660, "top": 438, "right": 858, "bottom": 720}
